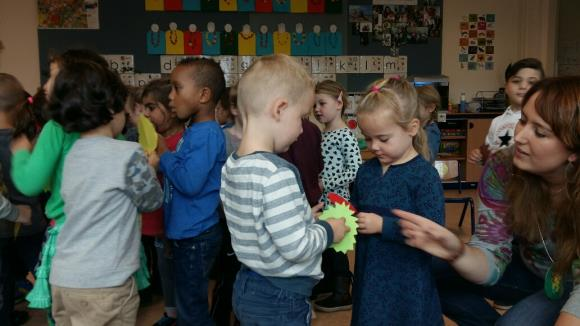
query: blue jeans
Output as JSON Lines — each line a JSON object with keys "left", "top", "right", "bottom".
{"left": 433, "top": 248, "right": 570, "bottom": 326}
{"left": 171, "top": 223, "right": 222, "bottom": 326}
{"left": 233, "top": 267, "right": 312, "bottom": 326}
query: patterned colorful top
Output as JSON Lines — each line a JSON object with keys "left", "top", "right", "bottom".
{"left": 469, "top": 147, "right": 580, "bottom": 317}
{"left": 320, "top": 128, "right": 361, "bottom": 206}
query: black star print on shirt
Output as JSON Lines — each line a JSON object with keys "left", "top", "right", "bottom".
{"left": 498, "top": 130, "right": 512, "bottom": 147}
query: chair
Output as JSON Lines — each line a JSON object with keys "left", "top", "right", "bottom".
{"left": 434, "top": 160, "right": 475, "bottom": 234}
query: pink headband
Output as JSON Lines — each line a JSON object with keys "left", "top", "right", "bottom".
{"left": 27, "top": 96, "right": 33, "bottom": 104}
{"left": 371, "top": 85, "right": 381, "bottom": 93}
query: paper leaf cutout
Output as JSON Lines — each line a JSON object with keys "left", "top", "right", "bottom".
{"left": 327, "top": 192, "right": 356, "bottom": 214}
{"left": 137, "top": 114, "right": 158, "bottom": 154}
{"left": 319, "top": 202, "right": 357, "bottom": 254}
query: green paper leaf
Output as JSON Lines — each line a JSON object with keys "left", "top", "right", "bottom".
{"left": 319, "top": 203, "right": 358, "bottom": 254}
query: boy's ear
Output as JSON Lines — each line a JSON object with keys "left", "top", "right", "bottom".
{"left": 407, "top": 118, "right": 420, "bottom": 136}
{"left": 271, "top": 98, "right": 289, "bottom": 121}
{"left": 199, "top": 87, "right": 212, "bottom": 104}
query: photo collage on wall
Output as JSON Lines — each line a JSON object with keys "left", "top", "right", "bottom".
{"left": 348, "top": 0, "right": 441, "bottom": 51}
{"left": 458, "top": 13, "right": 495, "bottom": 71}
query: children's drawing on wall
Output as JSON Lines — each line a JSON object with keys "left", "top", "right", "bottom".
{"left": 38, "top": 0, "right": 99, "bottom": 29}
{"left": 459, "top": 13, "right": 495, "bottom": 71}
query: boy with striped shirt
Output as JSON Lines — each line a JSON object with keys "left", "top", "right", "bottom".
{"left": 220, "top": 54, "right": 348, "bottom": 325}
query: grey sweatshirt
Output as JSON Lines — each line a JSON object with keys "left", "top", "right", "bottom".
{"left": 50, "top": 137, "right": 163, "bottom": 288}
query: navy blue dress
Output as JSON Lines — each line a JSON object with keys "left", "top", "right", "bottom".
{"left": 351, "top": 155, "right": 445, "bottom": 326}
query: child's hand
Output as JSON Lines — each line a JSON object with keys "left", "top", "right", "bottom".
{"left": 147, "top": 151, "right": 160, "bottom": 170}
{"left": 356, "top": 212, "right": 383, "bottom": 234}
{"left": 15, "top": 205, "right": 32, "bottom": 225}
{"left": 311, "top": 202, "right": 324, "bottom": 220}
{"left": 467, "top": 148, "right": 483, "bottom": 165}
{"left": 326, "top": 217, "right": 349, "bottom": 243}
{"left": 11, "top": 135, "right": 32, "bottom": 153}
{"left": 156, "top": 134, "right": 168, "bottom": 155}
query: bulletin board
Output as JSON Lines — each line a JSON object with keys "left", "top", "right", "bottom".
{"left": 37, "top": 0, "right": 443, "bottom": 91}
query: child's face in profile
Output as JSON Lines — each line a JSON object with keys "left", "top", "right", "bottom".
{"left": 143, "top": 94, "right": 173, "bottom": 134}
{"left": 215, "top": 102, "right": 231, "bottom": 125}
{"left": 169, "top": 65, "right": 202, "bottom": 120}
{"left": 275, "top": 90, "right": 314, "bottom": 153}
{"left": 313, "top": 93, "right": 342, "bottom": 125}
{"left": 359, "top": 109, "right": 418, "bottom": 169}
{"left": 43, "top": 62, "right": 60, "bottom": 99}
{"left": 505, "top": 68, "right": 542, "bottom": 108}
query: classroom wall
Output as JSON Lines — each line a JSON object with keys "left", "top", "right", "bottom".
{"left": 441, "top": 0, "right": 557, "bottom": 104}
{"left": 0, "top": 0, "right": 40, "bottom": 93}
{"left": 0, "top": 0, "right": 557, "bottom": 100}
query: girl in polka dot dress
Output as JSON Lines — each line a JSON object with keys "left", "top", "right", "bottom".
{"left": 312, "top": 80, "right": 362, "bottom": 312}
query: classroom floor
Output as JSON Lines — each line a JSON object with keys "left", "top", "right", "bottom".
{"left": 19, "top": 189, "right": 475, "bottom": 326}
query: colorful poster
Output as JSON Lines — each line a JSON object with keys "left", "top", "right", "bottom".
{"left": 255, "top": 0, "right": 273, "bottom": 12}
{"left": 38, "top": 0, "right": 99, "bottom": 29}
{"left": 459, "top": 13, "right": 495, "bottom": 71}
{"left": 237, "top": 0, "right": 255, "bottom": 11}
{"left": 290, "top": 0, "right": 307, "bottom": 13}
{"left": 308, "top": 0, "right": 324, "bottom": 13}
{"left": 164, "top": 0, "right": 183, "bottom": 10}
{"left": 145, "top": 0, "right": 164, "bottom": 10}
{"left": 219, "top": 0, "right": 237, "bottom": 11}
{"left": 273, "top": 0, "right": 290, "bottom": 12}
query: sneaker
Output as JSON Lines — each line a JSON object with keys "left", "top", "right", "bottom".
{"left": 153, "top": 313, "right": 177, "bottom": 326}
{"left": 313, "top": 293, "right": 352, "bottom": 312}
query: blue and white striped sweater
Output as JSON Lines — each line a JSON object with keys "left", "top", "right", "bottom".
{"left": 220, "top": 152, "right": 333, "bottom": 295}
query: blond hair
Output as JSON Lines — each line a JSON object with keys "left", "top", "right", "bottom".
{"left": 357, "top": 78, "right": 429, "bottom": 161}
{"left": 417, "top": 85, "right": 441, "bottom": 122}
{"left": 315, "top": 80, "right": 348, "bottom": 115}
{"left": 238, "top": 54, "right": 314, "bottom": 117}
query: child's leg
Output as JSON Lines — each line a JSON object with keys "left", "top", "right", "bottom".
{"left": 171, "top": 224, "right": 222, "bottom": 326}
{"left": 232, "top": 268, "right": 311, "bottom": 326}
{"left": 155, "top": 237, "right": 177, "bottom": 318}
{"left": 314, "top": 250, "right": 352, "bottom": 312}
{"left": 51, "top": 277, "right": 139, "bottom": 326}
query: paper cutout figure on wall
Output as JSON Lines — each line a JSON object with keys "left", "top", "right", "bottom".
{"left": 255, "top": 0, "right": 273, "bottom": 12}
{"left": 325, "top": 24, "right": 342, "bottom": 55}
{"left": 308, "top": 24, "right": 325, "bottom": 55}
{"left": 201, "top": 0, "right": 219, "bottom": 11}
{"left": 146, "top": 0, "right": 164, "bottom": 11}
{"left": 238, "top": 24, "right": 256, "bottom": 55}
{"left": 221, "top": 23, "right": 238, "bottom": 55}
{"left": 183, "top": 0, "right": 201, "bottom": 10}
{"left": 291, "top": 23, "right": 308, "bottom": 56}
{"left": 203, "top": 21, "right": 221, "bottom": 55}
{"left": 184, "top": 23, "right": 202, "bottom": 55}
{"left": 290, "top": 0, "right": 307, "bottom": 13}
{"left": 164, "top": 0, "right": 183, "bottom": 10}
{"left": 307, "top": 0, "right": 324, "bottom": 13}
{"left": 273, "top": 0, "right": 290, "bottom": 12}
{"left": 147, "top": 23, "right": 165, "bottom": 54}
{"left": 256, "top": 25, "right": 273, "bottom": 56}
{"left": 325, "top": 0, "right": 341, "bottom": 13}
{"left": 237, "top": 0, "right": 255, "bottom": 11}
{"left": 219, "top": 0, "right": 237, "bottom": 11}
{"left": 273, "top": 23, "right": 291, "bottom": 55}
{"left": 166, "top": 22, "right": 184, "bottom": 54}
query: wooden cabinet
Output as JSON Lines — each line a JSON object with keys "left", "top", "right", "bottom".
{"left": 437, "top": 112, "right": 499, "bottom": 184}
{"left": 465, "top": 118, "right": 492, "bottom": 182}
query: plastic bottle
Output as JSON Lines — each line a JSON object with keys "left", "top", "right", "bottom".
{"left": 459, "top": 92, "right": 467, "bottom": 113}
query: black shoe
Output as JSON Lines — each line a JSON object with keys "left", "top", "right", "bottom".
{"left": 11, "top": 310, "right": 30, "bottom": 326}
{"left": 313, "top": 276, "right": 352, "bottom": 312}
{"left": 153, "top": 313, "right": 177, "bottom": 326}
{"left": 310, "top": 277, "right": 333, "bottom": 300}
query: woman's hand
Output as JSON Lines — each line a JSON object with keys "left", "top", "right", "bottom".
{"left": 394, "top": 209, "right": 464, "bottom": 261}
{"left": 357, "top": 212, "right": 383, "bottom": 234}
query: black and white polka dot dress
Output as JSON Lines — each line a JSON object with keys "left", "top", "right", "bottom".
{"left": 321, "top": 127, "right": 362, "bottom": 206}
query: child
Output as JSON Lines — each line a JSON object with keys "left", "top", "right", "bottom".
{"left": 215, "top": 86, "right": 234, "bottom": 128}
{"left": 48, "top": 60, "right": 163, "bottom": 325}
{"left": 141, "top": 77, "right": 184, "bottom": 326}
{"left": 351, "top": 78, "right": 445, "bottom": 325}
{"left": 468, "top": 58, "right": 544, "bottom": 164}
{"left": 416, "top": 85, "right": 441, "bottom": 163}
{"left": 220, "top": 54, "right": 349, "bottom": 325}
{"left": 312, "top": 80, "right": 361, "bottom": 312}
{"left": 158, "top": 57, "right": 226, "bottom": 325}
{"left": 210, "top": 84, "right": 242, "bottom": 326}
{"left": 0, "top": 73, "right": 41, "bottom": 326}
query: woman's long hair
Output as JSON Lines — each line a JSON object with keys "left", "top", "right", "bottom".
{"left": 506, "top": 76, "right": 580, "bottom": 275}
